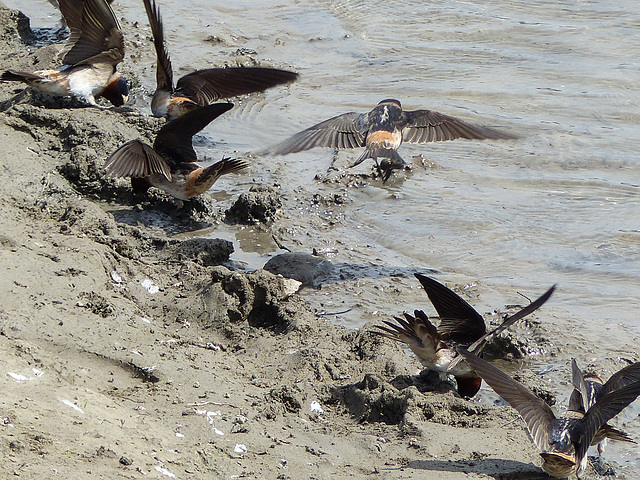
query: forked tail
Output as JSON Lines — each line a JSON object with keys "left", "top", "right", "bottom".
{"left": 1, "top": 70, "right": 39, "bottom": 83}
{"left": 209, "top": 157, "right": 251, "bottom": 176}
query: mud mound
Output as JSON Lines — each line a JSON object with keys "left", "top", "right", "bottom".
{"left": 226, "top": 184, "right": 282, "bottom": 224}
{"left": 205, "top": 266, "right": 308, "bottom": 333}
{"left": 328, "top": 372, "right": 517, "bottom": 428}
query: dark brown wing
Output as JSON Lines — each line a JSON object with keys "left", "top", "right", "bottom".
{"left": 577, "top": 380, "right": 640, "bottom": 464}
{"left": 142, "top": 0, "right": 173, "bottom": 92}
{"left": 57, "top": 0, "right": 83, "bottom": 58}
{"left": 59, "top": 0, "right": 124, "bottom": 66}
{"left": 104, "top": 140, "right": 171, "bottom": 180}
{"left": 457, "top": 348, "right": 556, "bottom": 451}
{"left": 374, "top": 310, "right": 439, "bottom": 345}
{"left": 153, "top": 102, "right": 234, "bottom": 165}
{"left": 176, "top": 67, "right": 298, "bottom": 106}
{"left": 467, "top": 285, "right": 555, "bottom": 355}
{"left": 570, "top": 359, "right": 590, "bottom": 412}
{"left": 258, "top": 112, "right": 366, "bottom": 156}
{"left": 401, "top": 109, "right": 515, "bottom": 144}
{"left": 373, "top": 311, "right": 441, "bottom": 367}
{"left": 414, "top": 274, "right": 486, "bottom": 344}
{"left": 599, "top": 362, "right": 640, "bottom": 399}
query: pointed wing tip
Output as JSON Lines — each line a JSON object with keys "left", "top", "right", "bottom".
{"left": 283, "top": 70, "right": 300, "bottom": 82}
{"left": 413, "top": 273, "right": 443, "bottom": 293}
{"left": 413, "top": 272, "right": 434, "bottom": 284}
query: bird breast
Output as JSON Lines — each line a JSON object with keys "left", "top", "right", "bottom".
{"left": 68, "top": 64, "right": 115, "bottom": 97}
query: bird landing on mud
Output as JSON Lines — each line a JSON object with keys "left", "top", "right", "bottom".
{"left": 569, "top": 358, "right": 639, "bottom": 456}
{"left": 373, "top": 274, "right": 554, "bottom": 397}
{"left": 1, "top": 0, "right": 129, "bottom": 108}
{"left": 457, "top": 349, "right": 640, "bottom": 479}
{"left": 104, "top": 103, "right": 249, "bottom": 202}
{"left": 257, "top": 99, "right": 515, "bottom": 182}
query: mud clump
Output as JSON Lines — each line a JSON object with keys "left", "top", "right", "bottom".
{"left": 169, "top": 237, "right": 234, "bottom": 266}
{"left": 0, "top": 6, "right": 31, "bottom": 45}
{"left": 483, "top": 317, "right": 555, "bottom": 361}
{"left": 226, "top": 185, "right": 282, "bottom": 224}
{"left": 77, "top": 292, "right": 115, "bottom": 318}
{"left": 59, "top": 145, "right": 131, "bottom": 200}
{"left": 328, "top": 372, "right": 511, "bottom": 433}
{"left": 204, "top": 266, "right": 310, "bottom": 333}
{"left": 331, "top": 374, "right": 410, "bottom": 424}
{"left": 269, "top": 385, "right": 303, "bottom": 414}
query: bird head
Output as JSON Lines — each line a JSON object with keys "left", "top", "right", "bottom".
{"left": 378, "top": 99, "right": 402, "bottom": 108}
{"left": 102, "top": 73, "right": 129, "bottom": 107}
{"left": 539, "top": 452, "right": 576, "bottom": 479}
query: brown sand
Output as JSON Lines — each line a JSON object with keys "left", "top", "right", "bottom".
{"left": 0, "top": 4, "right": 632, "bottom": 479}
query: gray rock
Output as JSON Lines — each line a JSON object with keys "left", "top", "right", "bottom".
{"left": 264, "top": 252, "right": 335, "bottom": 287}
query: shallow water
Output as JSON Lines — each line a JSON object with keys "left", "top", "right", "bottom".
{"left": 10, "top": 0, "right": 640, "bottom": 474}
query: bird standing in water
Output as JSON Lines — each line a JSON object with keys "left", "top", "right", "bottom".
{"left": 104, "top": 103, "right": 249, "bottom": 201}
{"left": 142, "top": 0, "right": 298, "bottom": 120}
{"left": 258, "top": 99, "right": 514, "bottom": 181}
{"left": 1, "top": 0, "right": 129, "bottom": 107}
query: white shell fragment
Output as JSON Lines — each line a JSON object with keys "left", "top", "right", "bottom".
{"left": 281, "top": 278, "right": 302, "bottom": 296}
{"left": 58, "top": 398, "right": 84, "bottom": 414}
{"left": 110, "top": 271, "right": 122, "bottom": 283}
{"left": 140, "top": 279, "right": 159, "bottom": 294}
{"left": 8, "top": 369, "right": 45, "bottom": 382}
{"left": 310, "top": 401, "right": 324, "bottom": 414}
{"left": 196, "top": 409, "right": 225, "bottom": 436}
{"left": 154, "top": 466, "right": 176, "bottom": 478}
{"left": 234, "top": 443, "right": 248, "bottom": 454}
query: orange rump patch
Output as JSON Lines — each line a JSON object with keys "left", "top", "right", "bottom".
{"left": 366, "top": 130, "right": 401, "bottom": 148}
{"left": 168, "top": 97, "right": 198, "bottom": 117}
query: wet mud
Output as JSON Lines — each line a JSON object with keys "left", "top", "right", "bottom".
{"left": 0, "top": 3, "right": 634, "bottom": 479}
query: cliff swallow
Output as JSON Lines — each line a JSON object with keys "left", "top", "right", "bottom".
{"left": 373, "top": 274, "right": 554, "bottom": 397}
{"left": 258, "top": 99, "right": 514, "bottom": 181}
{"left": 142, "top": 0, "right": 298, "bottom": 120}
{"left": 569, "top": 358, "right": 638, "bottom": 454}
{"left": 104, "top": 103, "right": 249, "bottom": 200}
{"left": 457, "top": 348, "right": 640, "bottom": 478}
{"left": 1, "top": 0, "right": 128, "bottom": 107}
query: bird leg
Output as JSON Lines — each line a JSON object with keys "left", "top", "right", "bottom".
{"left": 328, "top": 149, "right": 341, "bottom": 171}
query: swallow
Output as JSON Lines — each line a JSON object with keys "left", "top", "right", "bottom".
{"left": 569, "top": 359, "right": 639, "bottom": 455}
{"left": 1, "top": 0, "right": 128, "bottom": 107}
{"left": 142, "top": 0, "right": 298, "bottom": 120}
{"left": 257, "top": 99, "right": 515, "bottom": 181}
{"left": 104, "top": 103, "right": 249, "bottom": 200}
{"left": 457, "top": 348, "right": 640, "bottom": 478}
{"left": 373, "top": 274, "right": 554, "bottom": 397}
